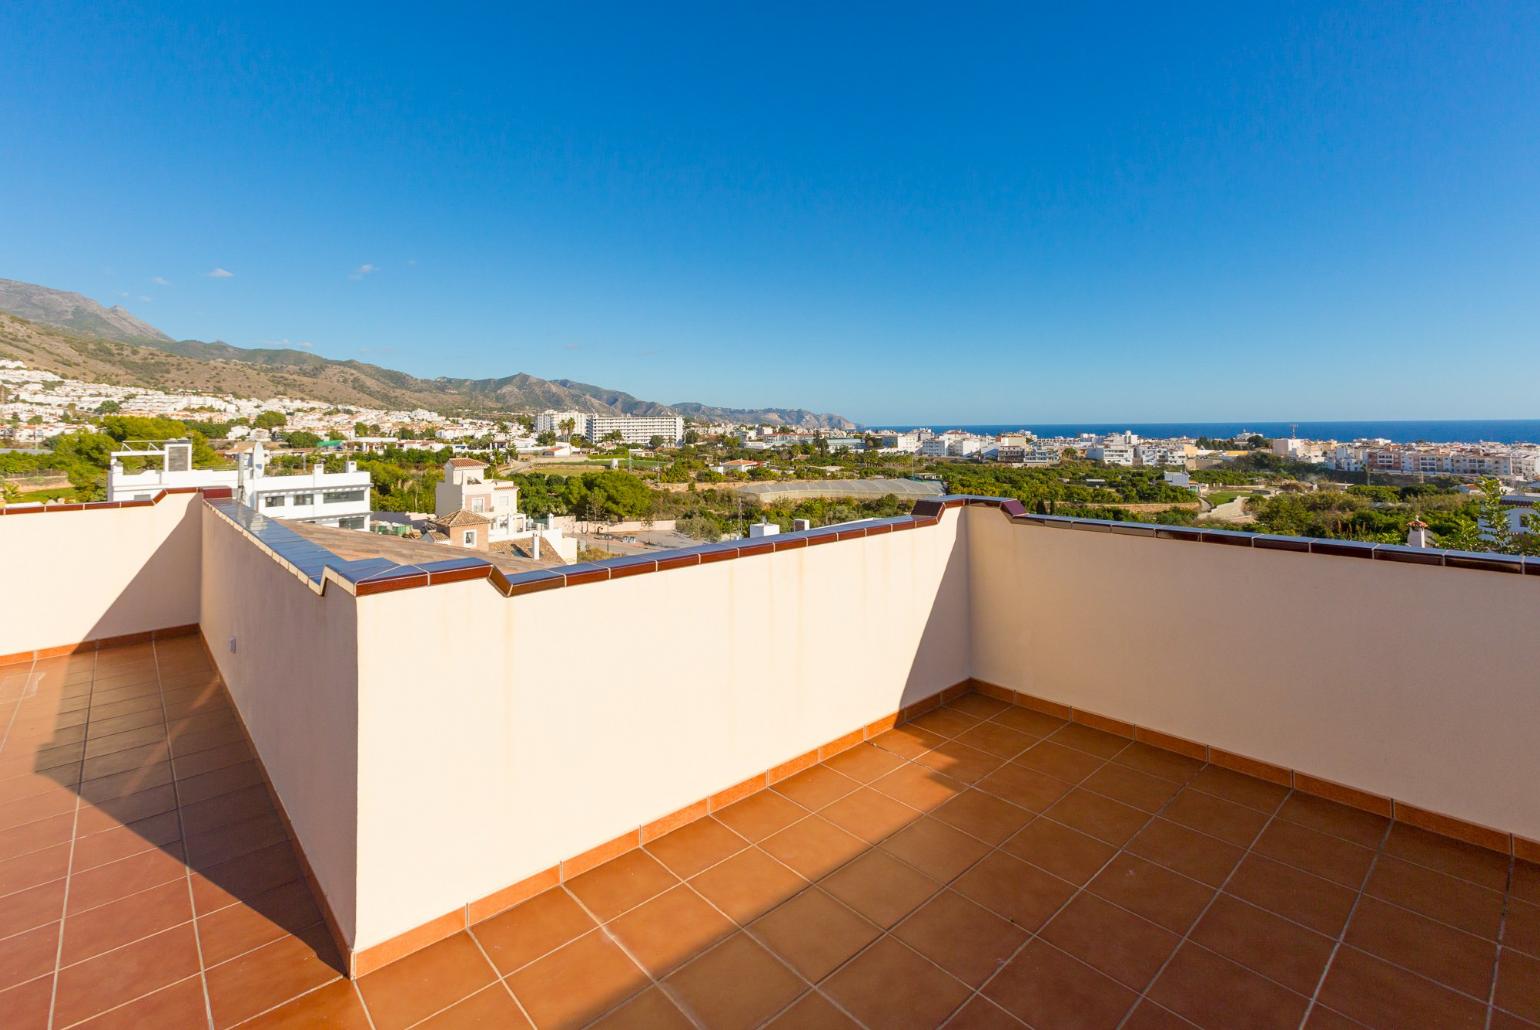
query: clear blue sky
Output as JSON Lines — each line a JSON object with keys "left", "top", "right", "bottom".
{"left": 2, "top": 3, "right": 1537, "bottom": 424}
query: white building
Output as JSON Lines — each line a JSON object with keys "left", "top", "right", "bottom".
{"left": 107, "top": 440, "right": 372, "bottom": 529}
{"left": 587, "top": 414, "right": 685, "bottom": 446}
{"left": 1086, "top": 444, "right": 1137, "bottom": 466}
{"left": 434, "top": 458, "right": 527, "bottom": 541}
{"left": 534, "top": 410, "right": 686, "bottom": 446}
{"left": 534, "top": 410, "right": 591, "bottom": 438}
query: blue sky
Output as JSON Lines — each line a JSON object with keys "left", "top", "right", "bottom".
{"left": 2, "top": 2, "right": 1537, "bottom": 424}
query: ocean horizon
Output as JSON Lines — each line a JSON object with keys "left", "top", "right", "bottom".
{"left": 862, "top": 419, "right": 1540, "bottom": 446}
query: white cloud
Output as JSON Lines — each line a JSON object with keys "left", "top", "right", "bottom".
{"left": 349, "top": 263, "right": 378, "bottom": 280}
{"left": 150, "top": 276, "right": 171, "bottom": 286}
{"left": 207, "top": 267, "right": 234, "bottom": 279}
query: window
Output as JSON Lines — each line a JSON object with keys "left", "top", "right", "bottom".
{"left": 292, "top": 493, "right": 314, "bottom": 506}
{"left": 338, "top": 516, "right": 367, "bottom": 530}
{"left": 322, "top": 489, "right": 367, "bottom": 505}
{"left": 471, "top": 497, "right": 485, "bottom": 513}
{"left": 263, "top": 495, "right": 286, "bottom": 508}
{"left": 462, "top": 530, "right": 476, "bottom": 546}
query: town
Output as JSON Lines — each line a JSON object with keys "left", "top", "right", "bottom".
{"left": 3, "top": 360, "right": 1537, "bottom": 563}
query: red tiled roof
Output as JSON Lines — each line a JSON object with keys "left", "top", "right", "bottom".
{"left": 445, "top": 458, "right": 488, "bottom": 468}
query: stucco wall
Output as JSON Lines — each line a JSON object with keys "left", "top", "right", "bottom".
{"left": 966, "top": 505, "right": 1540, "bottom": 841}
{"left": 348, "top": 515, "right": 971, "bottom": 951}
{"left": 199, "top": 505, "right": 361, "bottom": 943}
{"left": 0, "top": 494, "right": 202, "bottom": 657}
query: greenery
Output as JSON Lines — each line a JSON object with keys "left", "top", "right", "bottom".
{"left": 0, "top": 415, "right": 230, "bottom": 501}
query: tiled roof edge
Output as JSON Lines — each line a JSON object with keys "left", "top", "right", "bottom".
{"left": 201, "top": 492, "right": 1540, "bottom": 601}
{"left": 1, "top": 485, "right": 234, "bottom": 516}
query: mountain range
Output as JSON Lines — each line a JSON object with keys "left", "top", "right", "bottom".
{"left": 0, "top": 278, "right": 854, "bottom": 428}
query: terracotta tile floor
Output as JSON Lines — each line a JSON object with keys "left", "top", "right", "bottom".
{"left": 2, "top": 643, "right": 1538, "bottom": 1028}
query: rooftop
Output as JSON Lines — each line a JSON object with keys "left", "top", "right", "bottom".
{"left": 1, "top": 488, "right": 1538, "bottom": 1027}
{"left": 3, "top": 643, "right": 1535, "bottom": 1028}
{"left": 288, "top": 518, "right": 559, "bottom": 574}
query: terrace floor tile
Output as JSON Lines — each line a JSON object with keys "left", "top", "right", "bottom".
{"left": 2, "top": 664, "right": 1528, "bottom": 1030}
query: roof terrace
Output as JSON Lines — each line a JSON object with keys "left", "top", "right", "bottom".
{"left": 1, "top": 489, "right": 1537, "bottom": 1027}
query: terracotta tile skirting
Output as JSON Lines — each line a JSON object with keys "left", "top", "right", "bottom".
{"left": 0, "top": 483, "right": 231, "bottom": 517}
{"left": 0, "top": 622, "right": 199, "bottom": 669}
{"left": 345, "top": 677, "right": 975, "bottom": 978}
{"left": 340, "top": 669, "right": 1533, "bottom": 980}
{"left": 967, "top": 676, "right": 1524, "bottom": 859}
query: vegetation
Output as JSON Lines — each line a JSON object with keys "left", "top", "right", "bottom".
{"left": 0, "top": 415, "right": 230, "bottom": 501}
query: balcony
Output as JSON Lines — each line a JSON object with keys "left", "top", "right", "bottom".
{"left": 1, "top": 490, "right": 1537, "bottom": 1027}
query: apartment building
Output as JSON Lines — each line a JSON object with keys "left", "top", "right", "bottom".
{"left": 1085, "top": 442, "right": 1137, "bottom": 466}
{"left": 533, "top": 409, "right": 686, "bottom": 445}
{"left": 588, "top": 413, "right": 685, "bottom": 445}
{"left": 533, "top": 409, "right": 591, "bottom": 437}
{"left": 107, "top": 439, "right": 372, "bottom": 529}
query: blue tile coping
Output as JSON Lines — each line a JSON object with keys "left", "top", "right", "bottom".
{"left": 203, "top": 493, "right": 1540, "bottom": 600}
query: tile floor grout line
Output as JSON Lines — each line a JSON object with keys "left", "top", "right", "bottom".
{"left": 552, "top": 879, "right": 707, "bottom": 1029}
{"left": 671, "top": 853, "right": 874, "bottom": 1030}
{"left": 751, "top": 717, "right": 1132, "bottom": 1029}
{"left": 51, "top": 971, "right": 206, "bottom": 1030}
{"left": 461, "top": 924, "right": 535, "bottom": 1029}
{"left": 224, "top": 972, "right": 352, "bottom": 1028}
{"left": 0, "top": 656, "right": 33, "bottom": 756}
{"left": 482, "top": 703, "right": 1235, "bottom": 1029}
{"left": 1296, "top": 804, "right": 1397, "bottom": 1028}
{"left": 962, "top": 737, "right": 1183, "bottom": 1027}
{"left": 45, "top": 647, "right": 94, "bottom": 1030}
{"left": 967, "top": 713, "right": 1516, "bottom": 959}
{"left": 1482, "top": 853, "right": 1515, "bottom": 1030}
{"left": 152, "top": 638, "right": 217, "bottom": 1030}
{"left": 350, "top": 978, "right": 380, "bottom": 1030}
{"left": 1116, "top": 782, "right": 1294, "bottom": 1029}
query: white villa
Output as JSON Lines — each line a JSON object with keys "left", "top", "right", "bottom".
{"left": 433, "top": 457, "right": 527, "bottom": 540}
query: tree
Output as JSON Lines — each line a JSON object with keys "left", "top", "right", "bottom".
{"left": 603, "top": 430, "right": 624, "bottom": 446}
{"left": 684, "top": 429, "right": 701, "bottom": 445}
{"left": 284, "top": 431, "right": 322, "bottom": 449}
{"left": 95, "top": 400, "right": 121, "bottom": 415}
{"left": 1467, "top": 477, "right": 1520, "bottom": 555}
{"left": 559, "top": 418, "right": 576, "bottom": 441}
{"left": 253, "top": 410, "right": 287, "bottom": 431}
{"left": 649, "top": 435, "right": 666, "bottom": 451}
{"left": 536, "top": 431, "right": 557, "bottom": 446}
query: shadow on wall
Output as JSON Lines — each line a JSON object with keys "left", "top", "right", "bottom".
{"left": 897, "top": 517, "right": 973, "bottom": 712}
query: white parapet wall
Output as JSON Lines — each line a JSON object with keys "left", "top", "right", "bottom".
{"left": 0, "top": 492, "right": 203, "bottom": 659}
{"left": 345, "top": 514, "right": 972, "bottom": 952}
{"left": 965, "top": 504, "right": 1540, "bottom": 845}
{"left": 198, "top": 505, "right": 364, "bottom": 945}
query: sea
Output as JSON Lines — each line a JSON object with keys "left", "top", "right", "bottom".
{"left": 864, "top": 420, "right": 1540, "bottom": 446}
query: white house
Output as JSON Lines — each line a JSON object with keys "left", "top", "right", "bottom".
{"left": 108, "top": 440, "right": 372, "bottom": 530}
{"left": 434, "top": 458, "right": 527, "bottom": 541}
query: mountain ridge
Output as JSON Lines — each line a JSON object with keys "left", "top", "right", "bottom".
{"left": 0, "top": 278, "right": 854, "bottom": 428}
